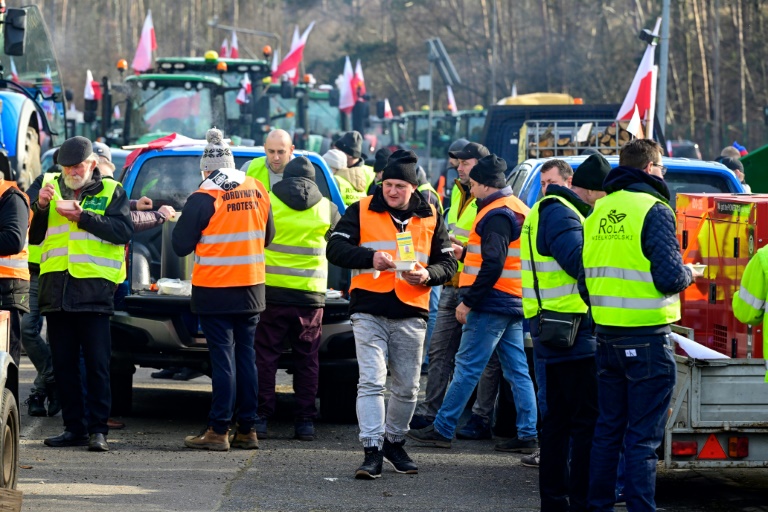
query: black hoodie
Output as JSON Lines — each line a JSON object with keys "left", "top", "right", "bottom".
{"left": 327, "top": 187, "right": 457, "bottom": 319}
{"left": 267, "top": 176, "right": 341, "bottom": 308}
{"left": 579, "top": 166, "right": 693, "bottom": 335}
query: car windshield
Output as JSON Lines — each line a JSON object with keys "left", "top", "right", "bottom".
{"left": 665, "top": 171, "right": 736, "bottom": 209}
{"left": 128, "top": 85, "right": 215, "bottom": 141}
{"left": 308, "top": 98, "right": 341, "bottom": 138}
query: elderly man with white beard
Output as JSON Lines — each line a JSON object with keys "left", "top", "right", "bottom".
{"left": 30, "top": 136, "right": 133, "bottom": 452}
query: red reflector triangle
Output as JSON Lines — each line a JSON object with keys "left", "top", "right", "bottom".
{"left": 698, "top": 434, "right": 727, "bottom": 459}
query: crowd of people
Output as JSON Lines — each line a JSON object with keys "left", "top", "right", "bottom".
{"left": 9, "top": 126, "right": 736, "bottom": 511}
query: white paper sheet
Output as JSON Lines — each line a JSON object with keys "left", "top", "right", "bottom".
{"left": 670, "top": 332, "right": 731, "bottom": 360}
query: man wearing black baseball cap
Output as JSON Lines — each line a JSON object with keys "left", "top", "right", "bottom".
{"left": 409, "top": 154, "right": 538, "bottom": 452}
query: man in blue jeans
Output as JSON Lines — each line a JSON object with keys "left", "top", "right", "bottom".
{"left": 408, "top": 154, "right": 538, "bottom": 451}
{"left": 581, "top": 139, "right": 698, "bottom": 511}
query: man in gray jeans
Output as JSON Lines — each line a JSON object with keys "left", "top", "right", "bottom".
{"left": 327, "top": 149, "right": 456, "bottom": 479}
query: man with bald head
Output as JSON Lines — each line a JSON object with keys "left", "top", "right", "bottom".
{"left": 244, "top": 129, "right": 295, "bottom": 191}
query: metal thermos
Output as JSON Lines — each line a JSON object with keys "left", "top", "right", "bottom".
{"left": 160, "top": 213, "right": 194, "bottom": 280}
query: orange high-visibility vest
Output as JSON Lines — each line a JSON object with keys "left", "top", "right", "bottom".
{"left": 192, "top": 176, "right": 270, "bottom": 288}
{"left": 459, "top": 194, "right": 529, "bottom": 297}
{"left": 349, "top": 195, "right": 436, "bottom": 310}
{"left": 0, "top": 181, "right": 30, "bottom": 281}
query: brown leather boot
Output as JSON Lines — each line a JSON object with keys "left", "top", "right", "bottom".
{"left": 184, "top": 427, "right": 230, "bottom": 451}
{"left": 230, "top": 429, "right": 259, "bottom": 450}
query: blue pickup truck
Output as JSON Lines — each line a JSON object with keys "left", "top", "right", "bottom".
{"left": 507, "top": 155, "right": 746, "bottom": 208}
{"left": 110, "top": 146, "right": 358, "bottom": 421}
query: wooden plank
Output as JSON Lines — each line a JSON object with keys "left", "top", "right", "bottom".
{"left": 0, "top": 488, "right": 22, "bottom": 512}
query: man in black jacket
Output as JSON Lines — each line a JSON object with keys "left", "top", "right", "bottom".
{"left": 253, "top": 157, "right": 340, "bottom": 442}
{"left": 174, "top": 129, "right": 275, "bottom": 451}
{"left": 327, "top": 149, "right": 456, "bottom": 479}
{"left": 0, "top": 153, "right": 31, "bottom": 367}
{"left": 521, "top": 155, "right": 608, "bottom": 509}
{"left": 31, "top": 136, "right": 133, "bottom": 452}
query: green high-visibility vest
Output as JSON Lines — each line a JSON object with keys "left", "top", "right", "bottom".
{"left": 246, "top": 157, "right": 271, "bottom": 191}
{"left": 582, "top": 189, "right": 680, "bottom": 327}
{"left": 418, "top": 182, "right": 444, "bottom": 215}
{"left": 28, "top": 244, "right": 41, "bottom": 265}
{"left": 446, "top": 184, "right": 477, "bottom": 273}
{"left": 521, "top": 195, "right": 588, "bottom": 319}
{"left": 731, "top": 245, "right": 768, "bottom": 382}
{"left": 39, "top": 174, "right": 126, "bottom": 284}
{"left": 360, "top": 164, "right": 376, "bottom": 191}
{"left": 334, "top": 175, "right": 366, "bottom": 207}
{"left": 264, "top": 193, "right": 331, "bottom": 293}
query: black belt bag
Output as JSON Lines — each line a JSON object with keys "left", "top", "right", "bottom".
{"left": 537, "top": 310, "right": 581, "bottom": 349}
{"left": 527, "top": 226, "right": 580, "bottom": 350}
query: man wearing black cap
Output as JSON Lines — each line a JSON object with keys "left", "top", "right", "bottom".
{"left": 717, "top": 155, "right": 750, "bottom": 192}
{"left": 518, "top": 155, "right": 608, "bottom": 509}
{"left": 253, "top": 157, "right": 340, "bottom": 442}
{"left": 327, "top": 149, "right": 456, "bottom": 479}
{"left": 335, "top": 131, "right": 376, "bottom": 193}
{"left": 408, "top": 154, "right": 538, "bottom": 452}
{"left": 31, "top": 136, "right": 133, "bottom": 452}
{"left": 441, "top": 138, "right": 469, "bottom": 209}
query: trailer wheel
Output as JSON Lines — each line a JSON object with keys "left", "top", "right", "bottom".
{"left": 0, "top": 389, "right": 19, "bottom": 490}
{"left": 18, "top": 127, "right": 41, "bottom": 190}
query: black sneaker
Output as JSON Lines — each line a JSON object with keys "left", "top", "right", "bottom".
{"left": 382, "top": 439, "right": 418, "bottom": 474}
{"left": 355, "top": 447, "right": 383, "bottom": 479}
{"left": 406, "top": 424, "right": 452, "bottom": 448}
{"left": 521, "top": 448, "right": 540, "bottom": 468}
{"left": 409, "top": 414, "right": 432, "bottom": 430}
{"left": 495, "top": 436, "right": 539, "bottom": 454}
{"left": 26, "top": 394, "right": 47, "bottom": 417}
{"left": 294, "top": 419, "right": 315, "bottom": 441}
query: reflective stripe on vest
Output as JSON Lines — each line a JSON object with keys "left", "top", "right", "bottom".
{"left": 521, "top": 195, "right": 588, "bottom": 318}
{"left": 193, "top": 175, "right": 270, "bottom": 288}
{"left": 458, "top": 194, "right": 529, "bottom": 297}
{"left": 349, "top": 195, "right": 435, "bottom": 310}
{"left": 0, "top": 181, "right": 30, "bottom": 280}
{"left": 446, "top": 184, "right": 477, "bottom": 274}
{"left": 264, "top": 193, "right": 331, "bottom": 293}
{"left": 246, "top": 157, "right": 271, "bottom": 191}
{"left": 582, "top": 189, "right": 681, "bottom": 327}
{"left": 39, "top": 174, "right": 125, "bottom": 283}
{"left": 335, "top": 175, "right": 367, "bottom": 207}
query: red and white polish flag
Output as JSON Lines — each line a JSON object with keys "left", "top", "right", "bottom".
{"left": 131, "top": 10, "right": 157, "bottom": 73}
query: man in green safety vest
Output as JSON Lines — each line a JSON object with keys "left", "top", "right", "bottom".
{"left": 732, "top": 247, "right": 768, "bottom": 381}
{"left": 253, "top": 156, "right": 340, "bottom": 442}
{"left": 520, "top": 155, "right": 609, "bottom": 507}
{"left": 335, "top": 131, "right": 376, "bottom": 193}
{"left": 582, "top": 139, "right": 700, "bottom": 511}
{"left": 31, "top": 136, "right": 133, "bottom": 453}
{"left": 244, "top": 129, "right": 294, "bottom": 191}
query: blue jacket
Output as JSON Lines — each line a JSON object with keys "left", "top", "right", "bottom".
{"left": 579, "top": 166, "right": 693, "bottom": 335}
{"left": 530, "top": 185, "right": 595, "bottom": 363}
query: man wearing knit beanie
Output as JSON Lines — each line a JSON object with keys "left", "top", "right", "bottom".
{"left": 174, "top": 137, "right": 275, "bottom": 452}
{"left": 515, "top": 155, "right": 606, "bottom": 506}
{"left": 409, "top": 153, "right": 538, "bottom": 456}
{"left": 335, "top": 131, "right": 376, "bottom": 193}
{"left": 254, "top": 156, "right": 340, "bottom": 442}
{"left": 327, "top": 147, "right": 457, "bottom": 479}
{"left": 324, "top": 146, "right": 369, "bottom": 207}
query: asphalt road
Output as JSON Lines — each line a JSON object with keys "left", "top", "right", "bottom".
{"left": 13, "top": 358, "right": 768, "bottom": 512}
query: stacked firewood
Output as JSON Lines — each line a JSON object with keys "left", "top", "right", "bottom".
{"left": 528, "top": 121, "right": 634, "bottom": 158}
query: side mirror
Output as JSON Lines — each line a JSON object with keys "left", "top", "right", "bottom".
{"left": 65, "top": 89, "right": 74, "bottom": 102}
{"left": 376, "top": 100, "right": 386, "bottom": 119}
{"left": 328, "top": 88, "right": 340, "bottom": 107}
{"left": 4, "top": 9, "right": 27, "bottom": 56}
